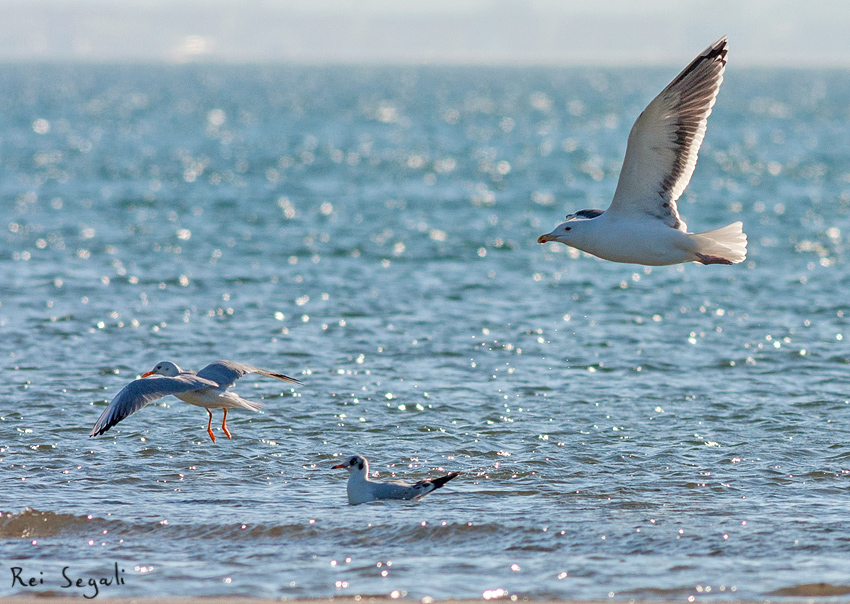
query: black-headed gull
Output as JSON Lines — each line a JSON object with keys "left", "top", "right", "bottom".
{"left": 90, "top": 360, "right": 301, "bottom": 442}
{"left": 332, "top": 455, "right": 460, "bottom": 505}
{"left": 538, "top": 37, "right": 746, "bottom": 266}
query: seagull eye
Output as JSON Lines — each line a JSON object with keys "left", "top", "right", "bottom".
{"left": 564, "top": 227, "right": 571, "bottom": 231}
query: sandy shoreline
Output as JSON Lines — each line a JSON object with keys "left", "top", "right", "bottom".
{"left": 0, "top": 600, "right": 595, "bottom": 604}
{"left": 0, "top": 600, "right": 615, "bottom": 604}
{"left": 2, "top": 581, "right": 850, "bottom": 602}
{"left": 0, "top": 596, "right": 845, "bottom": 604}
{"left": 0, "top": 600, "right": 740, "bottom": 604}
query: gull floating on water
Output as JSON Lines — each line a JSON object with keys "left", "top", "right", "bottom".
{"left": 538, "top": 37, "right": 746, "bottom": 266}
{"left": 332, "top": 455, "right": 460, "bottom": 505}
{"left": 90, "top": 360, "right": 301, "bottom": 442}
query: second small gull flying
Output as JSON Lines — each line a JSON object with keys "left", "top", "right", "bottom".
{"left": 90, "top": 360, "right": 301, "bottom": 442}
{"left": 538, "top": 37, "right": 746, "bottom": 266}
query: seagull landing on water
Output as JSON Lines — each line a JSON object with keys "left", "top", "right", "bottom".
{"left": 538, "top": 37, "right": 746, "bottom": 266}
{"left": 90, "top": 360, "right": 301, "bottom": 443}
{"left": 332, "top": 455, "right": 460, "bottom": 505}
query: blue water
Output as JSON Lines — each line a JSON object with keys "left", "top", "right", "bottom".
{"left": 2, "top": 63, "right": 850, "bottom": 600}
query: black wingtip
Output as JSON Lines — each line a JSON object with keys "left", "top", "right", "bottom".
{"left": 704, "top": 36, "right": 729, "bottom": 64}
{"left": 429, "top": 471, "right": 461, "bottom": 490}
{"left": 667, "top": 37, "right": 728, "bottom": 90}
{"left": 89, "top": 422, "right": 112, "bottom": 437}
{"left": 269, "top": 372, "right": 303, "bottom": 385}
{"left": 90, "top": 411, "right": 120, "bottom": 437}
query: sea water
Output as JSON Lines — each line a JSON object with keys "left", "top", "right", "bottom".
{"left": 2, "top": 63, "right": 850, "bottom": 600}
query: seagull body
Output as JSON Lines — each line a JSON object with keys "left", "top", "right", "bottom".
{"left": 332, "top": 455, "right": 460, "bottom": 505}
{"left": 538, "top": 37, "right": 746, "bottom": 266}
{"left": 90, "top": 360, "right": 301, "bottom": 442}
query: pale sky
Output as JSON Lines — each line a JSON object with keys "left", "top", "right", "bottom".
{"left": 2, "top": 0, "right": 850, "bottom": 66}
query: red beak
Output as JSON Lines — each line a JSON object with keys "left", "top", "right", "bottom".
{"left": 141, "top": 370, "right": 155, "bottom": 378}
{"left": 331, "top": 463, "right": 347, "bottom": 469}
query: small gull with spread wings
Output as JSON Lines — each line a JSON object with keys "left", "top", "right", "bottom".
{"left": 90, "top": 360, "right": 301, "bottom": 442}
{"left": 538, "top": 37, "right": 746, "bottom": 266}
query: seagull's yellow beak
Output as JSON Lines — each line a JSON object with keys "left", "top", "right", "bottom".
{"left": 537, "top": 233, "right": 554, "bottom": 244}
{"left": 141, "top": 370, "right": 156, "bottom": 378}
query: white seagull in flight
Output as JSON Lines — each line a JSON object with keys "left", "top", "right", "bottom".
{"left": 332, "top": 455, "right": 460, "bottom": 505}
{"left": 538, "top": 37, "right": 746, "bottom": 266}
{"left": 90, "top": 360, "right": 301, "bottom": 442}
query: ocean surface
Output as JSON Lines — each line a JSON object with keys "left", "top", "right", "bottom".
{"left": 2, "top": 62, "right": 850, "bottom": 601}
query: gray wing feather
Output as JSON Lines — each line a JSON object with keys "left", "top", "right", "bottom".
{"left": 371, "top": 481, "right": 420, "bottom": 500}
{"left": 375, "top": 472, "right": 461, "bottom": 500}
{"left": 89, "top": 375, "right": 212, "bottom": 437}
{"left": 196, "top": 360, "right": 301, "bottom": 389}
{"left": 608, "top": 37, "right": 727, "bottom": 229}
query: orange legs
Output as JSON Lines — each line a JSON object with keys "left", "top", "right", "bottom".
{"left": 206, "top": 409, "right": 216, "bottom": 443}
{"left": 204, "top": 409, "right": 234, "bottom": 443}
{"left": 221, "top": 409, "right": 233, "bottom": 439}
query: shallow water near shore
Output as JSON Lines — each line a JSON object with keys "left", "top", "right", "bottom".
{"left": 2, "top": 63, "right": 850, "bottom": 600}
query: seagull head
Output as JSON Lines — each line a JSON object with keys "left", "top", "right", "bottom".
{"left": 142, "top": 360, "right": 182, "bottom": 378}
{"left": 332, "top": 455, "right": 369, "bottom": 476}
{"left": 537, "top": 209, "right": 604, "bottom": 246}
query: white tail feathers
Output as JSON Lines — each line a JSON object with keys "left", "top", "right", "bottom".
{"left": 223, "top": 394, "right": 264, "bottom": 412}
{"left": 689, "top": 221, "right": 747, "bottom": 265}
{"left": 242, "top": 399, "right": 264, "bottom": 412}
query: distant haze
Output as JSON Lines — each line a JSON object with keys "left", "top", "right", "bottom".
{"left": 2, "top": 0, "right": 849, "bottom": 66}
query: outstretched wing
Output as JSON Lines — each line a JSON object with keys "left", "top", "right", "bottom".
{"left": 607, "top": 37, "right": 728, "bottom": 230}
{"left": 90, "top": 375, "right": 212, "bottom": 437}
{"left": 196, "top": 360, "right": 301, "bottom": 389}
